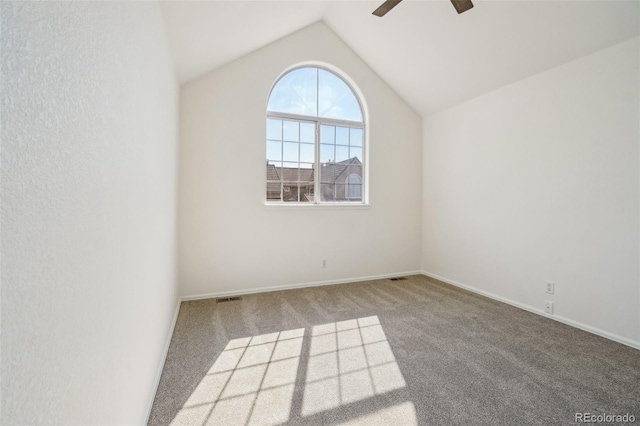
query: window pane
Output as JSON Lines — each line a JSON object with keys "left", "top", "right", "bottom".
{"left": 320, "top": 183, "right": 335, "bottom": 202}
{"left": 266, "top": 163, "right": 282, "bottom": 201}
{"left": 350, "top": 147, "right": 362, "bottom": 162}
{"left": 346, "top": 165, "right": 362, "bottom": 181}
{"left": 300, "top": 168, "right": 314, "bottom": 203}
{"left": 335, "top": 183, "right": 347, "bottom": 201}
{"left": 267, "top": 119, "right": 282, "bottom": 140}
{"left": 266, "top": 140, "right": 282, "bottom": 162}
{"left": 347, "top": 185, "right": 362, "bottom": 201}
{"left": 267, "top": 67, "right": 318, "bottom": 116}
{"left": 320, "top": 163, "right": 336, "bottom": 183}
{"left": 336, "top": 127, "right": 349, "bottom": 145}
{"left": 335, "top": 145, "right": 349, "bottom": 162}
{"left": 283, "top": 184, "right": 299, "bottom": 202}
{"left": 350, "top": 128, "right": 363, "bottom": 147}
{"left": 318, "top": 69, "right": 363, "bottom": 122}
{"left": 283, "top": 142, "right": 298, "bottom": 162}
{"left": 282, "top": 162, "right": 298, "bottom": 170}
{"left": 266, "top": 180, "right": 282, "bottom": 201}
{"left": 346, "top": 173, "right": 362, "bottom": 185}
{"left": 299, "top": 191, "right": 312, "bottom": 203}
{"left": 300, "top": 122, "right": 315, "bottom": 143}
{"left": 344, "top": 170, "right": 363, "bottom": 201}
{"left": 300, "top": 143, "right": 314, "bottom": 163}
{"left": 283, "top": 121, "right": 299, "bottom": 142}
{"left": 299, "top": 167, "right": 314, "bottom": 182}
{"left": 299, "top": 162, "right": 314, "bottom": 169}
{"left": 320, "top": 144, "right": 334, "bottom": 163}
{"left": 278, "top": 165, "right": 313, "bottom": 203}
{"left": 281, "top": 163, "right": 298, "bottom": 197}
{"left": 280, "top": 164, "right": 299, "bottom": 203}
{"left": 320, "top": 125, "right": 334, "bottom": 144}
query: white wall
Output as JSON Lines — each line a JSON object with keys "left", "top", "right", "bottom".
{"left": 179, "top": 22, "right": 422, "bottom": 297}
{"left": 2, "top": 2, "right": 178, "bottom": 424}
{"left": 422, "top": 37, "right": 640, "bottom": 347}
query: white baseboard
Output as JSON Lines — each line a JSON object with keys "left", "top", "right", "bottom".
{"left": 180, "top": 271, "right": 423, "bottom": 302}
{"left": 421, "top": 271, "right": 640, "bottom": 351}
{"left": 145, "top": 299, "right": 182, "bottom": 425}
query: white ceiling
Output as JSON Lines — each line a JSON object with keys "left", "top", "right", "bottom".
{"left": 160, "top": 0, "right": 639, "bottom": 116}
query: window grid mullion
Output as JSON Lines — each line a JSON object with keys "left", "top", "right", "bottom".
{"left": 280, "top": 119, "right": 284, "bottom": 202}
{"left": 268, "top": 111, "right": 363, "bottom": 129}
{"left": 333, "top": 126, "right": 337, "bottom": 203}
{"left": 314, "top": 120, "right": 320, "bottom": 205}
{"left": 297, "top": 121, "right": 300, "bottom": 203}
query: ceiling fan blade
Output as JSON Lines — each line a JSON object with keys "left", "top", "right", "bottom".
{"left": 450, "top": 0, "right": 474, "bottom": 14}
{"left": 372, "top": 0, "right": 403, "bottom": 17}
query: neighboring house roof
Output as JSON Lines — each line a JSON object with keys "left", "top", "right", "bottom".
{"left": 267, "top": 157, "right": 362, "bottom": 201}
{"left": 267, "top": 157, "right": 361, "bottom": 185}
{"left": 320, "top": 157, "right": 361, "bottom": 183}
{"left": 266, "top": 164, "right": 280, "bottom": 181}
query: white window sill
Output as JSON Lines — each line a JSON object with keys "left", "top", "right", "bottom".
{"left": 265, "top": 203, "right": 371, "bottom": 210}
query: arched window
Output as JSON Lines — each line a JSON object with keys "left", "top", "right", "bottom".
{"left": 266, "top": 66, "right": 365, "bottom": 204}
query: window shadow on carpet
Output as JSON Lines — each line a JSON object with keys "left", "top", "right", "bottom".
{"left": 168, "top": 316, "right": 416, "bottom": 426}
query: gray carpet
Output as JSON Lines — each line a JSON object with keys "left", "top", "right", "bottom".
{"left": 148, "top": 275, "right": 640, "bottom": 425}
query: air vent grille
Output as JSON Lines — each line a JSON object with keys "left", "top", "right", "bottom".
{"left": 389, "top": 277, "right": 408, "bottom": 281}
{"left": 216, "top": 296, "right": 242, "bottom": 303}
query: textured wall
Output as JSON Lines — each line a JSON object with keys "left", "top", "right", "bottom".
{"left": 2, "top": 2, "right": 178, "bottom": 424}
{"left": 422, "top": 38, "right": 640, "bottom": 346}
{"left": 179, "top": 22, "right": 422, "bottom": 298}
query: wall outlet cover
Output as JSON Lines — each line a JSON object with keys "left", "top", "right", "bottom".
{"left": 544, "top": 300, "right": 554, "bottom": 314}
{"left": 545, "top": 281, "right": 554, "bottom": 294}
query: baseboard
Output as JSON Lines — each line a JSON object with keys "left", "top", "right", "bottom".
{"left": 145, "top": 299, "right": 182, "bottom": 425}
{"left": 421, "top": 271, "right": 640, "bottom": 351}
{"left": 180, "top": 270, "right": 423, "bottom": 302}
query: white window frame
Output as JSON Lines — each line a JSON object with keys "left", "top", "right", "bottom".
{"left": 265, "top": 65, "right": 367, "bottom": 206}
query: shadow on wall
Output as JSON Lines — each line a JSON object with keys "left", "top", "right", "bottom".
{"left": 168, "top": 316, "right": 417, "bottom": 426}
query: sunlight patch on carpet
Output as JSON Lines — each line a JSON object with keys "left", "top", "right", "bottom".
{"left": 301, "top": 315, "right": 407, "bottom": 417}
{"left": 169, "top": 328, "right": 304, "bottom": 426}
{"left": 169, "top": 316, "right": 409, "bottom": 425}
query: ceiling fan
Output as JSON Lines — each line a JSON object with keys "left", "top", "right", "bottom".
{"left": 373, "top": 0, "right": 474, "bottom": 17}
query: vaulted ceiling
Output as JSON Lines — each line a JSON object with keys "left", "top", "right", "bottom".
{"left": 159, "top": 1, "right": 639, "bottom": 116}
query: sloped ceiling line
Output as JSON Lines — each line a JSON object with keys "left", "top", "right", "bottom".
{"left": 160, "top": 1, "right": 639, "bottom": 116}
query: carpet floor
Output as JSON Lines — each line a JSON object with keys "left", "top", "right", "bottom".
{"left": 148, "top": 275, "right": 640, "bottom": 426}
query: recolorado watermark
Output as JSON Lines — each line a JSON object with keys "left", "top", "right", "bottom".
{"left": 575, "top": 413, "right": 636, "bottom": 423}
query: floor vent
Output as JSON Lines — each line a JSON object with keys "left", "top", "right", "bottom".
{"left": 216, "top": 296, "right": 242, "bottom": 303}
{"left": 389, "top": 277, "right": 408, "bottom": 281}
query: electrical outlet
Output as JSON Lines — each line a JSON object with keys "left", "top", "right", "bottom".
{"left": 321, "top": 259, "right": 327, "bottom": 268}
{"left": 545, "top": 281, "right": 554, "bottom": 295}
{"left": 544, "top": 300, "right": 553, "bottom": 314}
